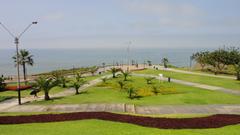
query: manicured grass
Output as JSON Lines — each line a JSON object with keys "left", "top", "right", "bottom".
{"left": 31, "top": 76, "right": 240, "bottom": 105}
{"left": 0, "top": 96, "right": 12, "bottom": 102}
{"left": 135, "top": 69, "right": 240, "bottom": 90}
{"left": 0, "top": 86, "right": 64, "bottom": 98}
{"left": 0, "top": 119, "right": 239, "bottom": 135}
{"left": 0, "top": 74, "right": 107, "bottom": 102}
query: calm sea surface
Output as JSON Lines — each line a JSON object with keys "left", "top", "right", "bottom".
{"left": 0, "top": 48, "right": 211, "bottom": 76}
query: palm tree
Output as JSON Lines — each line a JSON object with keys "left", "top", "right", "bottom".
{"left": 121, "top": 70, "right": 131, "bottom": 81}
{"left": 13, "top": 49, "right": 34, "bottom": 84}
{"left": 12, "top": 49, "right": 34, "bottom": 82}
{"left": 117, "top": 80, "right": 126, "bottom": 89}
{"left": 33, "top": 76, "right": 57, "bottom": 100}
{"left": 145, "top": 77, "right": 156, "bottom": 84}
{"left": 161, "top": 58, "right": 169, "bottom": 68}
{"left": 110, "top": 68, "right": 121, "bottom": 78}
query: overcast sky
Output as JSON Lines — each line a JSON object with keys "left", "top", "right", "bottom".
{"left": 0, "top": 0, "right": 240, "bottom": 49}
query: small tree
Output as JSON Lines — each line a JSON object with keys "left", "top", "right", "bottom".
{"left": 76, "top": 72, "right": 84, "bottom": 82}
{"left": 52, "top": 71, "right": 68, "bottom": 88}
{"left": 118, "top": 80, "right": 126, "bottom": 89}
{"left": 228, "top": 47, "right": 240, "bottom": 80}
{"left": 127, "top": 87, "right": 137, "bottom": 99}
{"left": 101, "top": 77, "right": 109, "bottom": 84}
{"left": 110, "top": 68, "right": 121, "bottom": 78}
{"left": 206, "top": 49, "right": 229, "bottom": 75}
{"left": 0, "top": 76, "right": 6, "bottom": 90}
{"left": 121, "top": 70, "right": 131, "bottom": 81}
{"left": 145, "top": 77, "right": 156, "bottom": 84}
{"left": 147, "top": 60, "right": 152, "bottom": 66}
{"left": 161, "top": 58, "right": 169, "bottom": 68}
{"left": 151, "top": 85, "right": 160, "bottom": 95}
{"left": 73, "top": 78, "right": 87, "bottom": 95}
{"left": 192, "top": 51, "right": 209, "bottom": 70}
{"left": 33, "top": 77, "right": 57, "bottom": 100}
{"left": 89, "top": 67, "right": 98, "bottom": 76}
{"left": 59, "top": 76, "right": 68, "bottom": 88}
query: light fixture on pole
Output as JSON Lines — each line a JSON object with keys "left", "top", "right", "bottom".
{"left": 0, "top": 21, "right": 37, "bottom": 105}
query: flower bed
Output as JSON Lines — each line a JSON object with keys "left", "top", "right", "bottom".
{"left": 0, "top": 112, "right": 239, "bottom": 129}
{"left": 5, "top": 85, "right": 32, "bottom": 91}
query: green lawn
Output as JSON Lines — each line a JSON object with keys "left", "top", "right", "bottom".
{"left": 0, "top": 119, "right": 239, "bottom": 135}
{"left": 30, "top": 76, "right": 240, "bottom": 105}
{"left": 0, "top": 86, "right": 64, "bottom": 98}
{"left": 135, "top": 69, "right": 240, "bottom": 90}
{"left": 0, "top": 74, "right": 108, "bottom": 102}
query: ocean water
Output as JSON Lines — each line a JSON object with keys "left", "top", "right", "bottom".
{"left": 0, "top": 48, "right": 208, "bottom": 76}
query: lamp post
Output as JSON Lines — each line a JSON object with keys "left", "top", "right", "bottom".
{"left": 0, "top": 21, "right": 37, "bottom": 105}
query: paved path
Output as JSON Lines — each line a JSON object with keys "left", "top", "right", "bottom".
{"left": 152, "top": 65, "right": 236, "bottom": 80}
{"left": 0, "top": 75, "right": 111, "bottom": 111}
{"left": 132, "top": 73, "right": 240, "bottom": 95}
{"left": 2, "top": 103, "right": 240, "bottom": 114}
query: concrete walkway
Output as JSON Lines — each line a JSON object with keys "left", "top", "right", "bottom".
{"left": 132, "top": 73, "right": 240, "bottom": 95}
{"left": 0, "top": 75, "right": 111, "bottom": 111}
{"left": 152, "top": 65, "right": 236, "bottom": 80}
{"left": 2, "top": 103, "right": 240, "bottom": 114}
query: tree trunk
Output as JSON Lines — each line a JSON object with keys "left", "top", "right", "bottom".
{"left": 44, "top": 91, "right": 50, "bottom": 100}
{"left": 237, "top": 72, "right": 240, "bottom": 81}
{"left": 75, "top": 89, "right": 79, "bottom": 95}
{"left": 23, "top": 63, "right": 27, "bottom": 85}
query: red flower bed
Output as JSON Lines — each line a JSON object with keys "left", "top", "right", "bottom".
{"left": 0, "top": 112, "right": 240, "bottom": 129}
{"left": 5, "top": 85, "right": 32, "bottom": 91}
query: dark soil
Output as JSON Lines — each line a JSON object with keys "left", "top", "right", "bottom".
{"left": 0, "top": 112, "right": 240, "bottom": 129}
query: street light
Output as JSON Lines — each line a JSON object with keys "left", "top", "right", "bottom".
{"left": 0, "top": 21, "right": 37, "bottom": 105}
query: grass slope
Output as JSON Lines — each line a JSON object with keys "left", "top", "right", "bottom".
{"left": 0, "top": 120, "right": 239, "bottom": 135}
{"left": 31, "top": 77, "right": 240, "bottom": 105}
{"left": 135, "top": 69, "right": 240, "bottom": 90}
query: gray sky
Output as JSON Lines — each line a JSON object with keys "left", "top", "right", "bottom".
{"left": 0, "top": 0, "right": 240, "bottom": 49}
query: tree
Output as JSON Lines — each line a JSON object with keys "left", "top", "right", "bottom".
{"left": 117, "top": 80, "right": 126, "bottom": 89}
{"left": 101, "top": 77, "right": 109, "bottom": 83}
{"left": 13, "top": 49, "right": 34, "bottom": 84}
{"left": 33, "top": 77, "right": 57, "bottom": 100}
{"left": 227, "top": 47, "right": 240, "bottom": 80}
{"left": 121, "top": 70, "right": 131, "bottom": 81}
{"left": 59, "top": 76, "right": 68, "bottom": 88}
{"left": 206, "top": 49, "right": 229, "bottom": 74}
{"left": 0, "top": 76, "right": 6, "bottom": 90}
{"left": 110, "top": 68, "right": 121, "bottom": 78}
{"left": 76, "top": 72, "right": 84, "bottom": 82}
{"left": 192, "top": 51, "right": 209, "bottom": 70}
{"left": 147, "top": 60, "right": 152, "bottom": 66}
{"left": 52, "top": 71, "right": 66, "bottom": 87}
{"left": 151, "top": 85, "right": 161, "bottom": 95}
{"left": 145, "top": 77, "right": 156, "bottom": 84}
{"left": 161, "top": 58, "right": 169, "bottom": 68}
{"left": 89, "top": 67, "right": 98, "bottom": 76}
{"left": 127, "top": 87, "right": 137, "bottom": 99}
{"left": 73, "top": 78, "right": 87, "bottom": 95}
